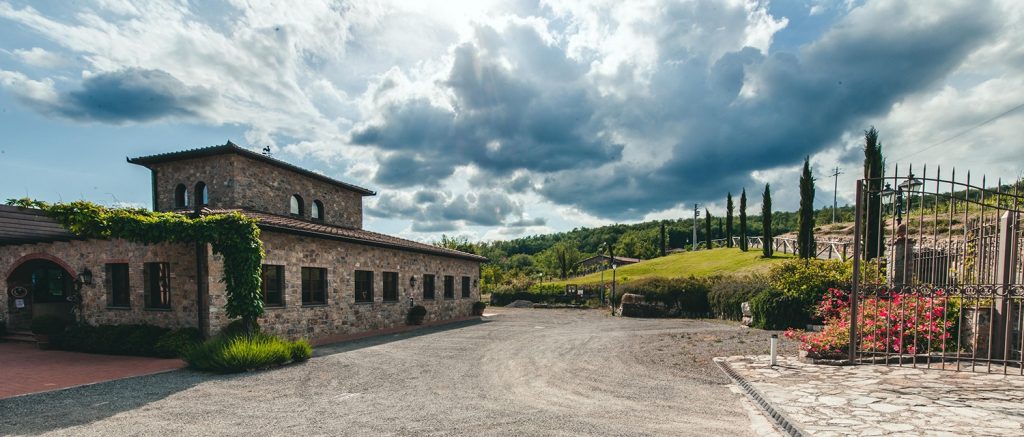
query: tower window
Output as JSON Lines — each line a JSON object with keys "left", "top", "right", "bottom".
{"left": 194, "top": 182, "right": 208, "bottom": 206}
{"left": 174, "top": 184, "right": 189, "bottom": 209}
{"left": 311, "top": 200, "right": 324, "bottom": 220}
{"left": 290, "top": 195, "right": 304, "bottom": 216}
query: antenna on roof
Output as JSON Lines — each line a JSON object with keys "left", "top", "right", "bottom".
{"left": 262, "top": 145, "right": 272, "bottom": 157}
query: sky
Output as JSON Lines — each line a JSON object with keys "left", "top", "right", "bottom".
{"left": 0, "top": 0, "right": 1021, "bottom": 243}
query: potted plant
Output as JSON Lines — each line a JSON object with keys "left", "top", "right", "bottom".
{"left": 407, "top": 305, "right": 427, "bottom": 325}
{"left": 472, "top": 301, "right": 487, "bottom": 316}
{"left": 30, "top": 315, "right": 67, "bottom": 350}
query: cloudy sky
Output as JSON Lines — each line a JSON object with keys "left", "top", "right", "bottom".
{"left": 1, "top": 0, "right": 1021, "bottom": 242}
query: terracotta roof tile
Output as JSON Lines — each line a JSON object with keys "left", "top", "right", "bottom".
{"left": 203, "top": 208, "right": 487, "bottom": 262}
{"left": 0, "top": 205, "right": 78, "bottom": 245}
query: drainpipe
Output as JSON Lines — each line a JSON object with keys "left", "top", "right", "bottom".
{"left": 195, "top": 242, "right": 209, "bottom": 338}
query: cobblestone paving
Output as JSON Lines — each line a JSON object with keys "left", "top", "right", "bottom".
{"left": 719, "top": 355, "right": 1024, "bottom": 436}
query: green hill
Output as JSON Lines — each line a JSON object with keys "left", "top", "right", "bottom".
{"left": 549, "top": 248, "right": 795, "bottom": 286}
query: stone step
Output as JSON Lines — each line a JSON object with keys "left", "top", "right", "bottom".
{"left": 1, "top": 331, "right": 36, "bottom": 343}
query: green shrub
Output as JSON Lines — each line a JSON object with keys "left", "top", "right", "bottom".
{"left": 490, "top": 283, "right": 571, "bottom": 306}
{"left": 750, "top": 288, "right": 809, "bottom": 330}
{"left": 184, "top": 333, "right": 293, "bottom": 373}
{"left": 30, "top": 315, "right": 67, "bottom": 335}
{"left": 290, "top": 340, "right": 313, "bottom": 362}
{"left": 618, "top": 276, "right": 711, "bottom": 316}
{"left": 708, "top": 274, "right": 772, "bottom": 320}
{"left": 58, "top": 323, "right": 173, "bottom": 356}
{"left": 409, "top": 305, "right": 427, "bottom": 317}
{"left": 220, "top": 319, "right": 260, "bottom": 338}
{"left": 155, "top": 327, "right": 202, "bottom": 358}
{"left": 768, "top": 259, "right": 852, "bottom": 303}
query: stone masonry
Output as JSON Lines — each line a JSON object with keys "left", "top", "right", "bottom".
{"left": 1, "top": 239, "right": 199, "bottom": 330}
{"left": 149, "top": 152, "right": 365, "bottom": 228}
{"left": 207, "top": 231, "right": 480, "bottom": 340}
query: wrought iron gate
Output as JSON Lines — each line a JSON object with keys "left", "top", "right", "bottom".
{"left": 850, "top": 166, "right": 1024, "bottom": 373}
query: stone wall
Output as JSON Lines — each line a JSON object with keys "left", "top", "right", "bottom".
{"left": 1, "top": 239, "right": 199, "bottom": 330}
{"left": 149, "top": 153, "right": 364, "bottom": 228}
{"left": 206, "top": 231, "right": 481, "bottom": 341}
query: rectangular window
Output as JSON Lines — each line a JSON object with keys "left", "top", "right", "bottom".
{"left": 354, "top": 270, "right": 374, "bottom": 303}
{"left": 423, "top": 274, "right": 435, "bottom": 300}
{"left": 462, "top": 276, "right": 471, "bottom": 298}
{"left": 383, "top": 272, "right": 399, "bottom": 302}
{"left": 262, "top": 265, "right": 284, "bottom": 307}
{"left": 302, "top": 267, "right": 327, "bottom": 305}
{"left": 144, "top": 262, "right": 170, "bottom": 309}
{"left": 444, "top": 275, "right": 455, "bottom": 299}
{"left": 106, "top": 263, "right": 130, "bottom": 308}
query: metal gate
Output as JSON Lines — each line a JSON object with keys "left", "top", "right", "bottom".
{"left": 850, "top": 166, "right": 1024, "bottom": 373}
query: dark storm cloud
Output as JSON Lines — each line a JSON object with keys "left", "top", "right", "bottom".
{"left": 50, "top": 68, "right": 214, "bottom": 123}
{"left": 351, "top": 23, "right": 623, "bottom": 188}
{"left": 366, "top": 189, "right": 526, "bottom": 228}
{"left": 540, "top": 1, "right": 999, "bottom": 218}
{"left": 353, "top": 1, "right": 999, "bottom": 220}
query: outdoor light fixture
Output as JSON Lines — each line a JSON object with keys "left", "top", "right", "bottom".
{"left": 473, "top": 278, "right": 478, "bottom": 287}
{"left": 898, "top": 173, "right": 924, "bottom": 192}
{"left": 409, "top": 275, "right": 417, "bottom": 287}
{"left": 76, "top": 268, "right": 93, "bottom": 286}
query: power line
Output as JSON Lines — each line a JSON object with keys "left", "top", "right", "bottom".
{"left": 892, "top": 101, "right": 1024, "bottom": 162}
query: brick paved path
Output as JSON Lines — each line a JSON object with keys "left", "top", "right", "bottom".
{"left": 0, "top": 342, "right": 185, "bottom": 399}
{"left": 719, "top": 355, "right": 1024, "bottom": 436}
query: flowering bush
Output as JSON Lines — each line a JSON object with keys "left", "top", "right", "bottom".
{"left": 786, "top": 288, "right": 958, "bottom": 358}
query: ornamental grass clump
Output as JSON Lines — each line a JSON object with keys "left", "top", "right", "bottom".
{"left": 785, "top": 288, "right": 959, "bottom": 358}
{"left": 185, "top": 333, "right": 312, "bottom": 373}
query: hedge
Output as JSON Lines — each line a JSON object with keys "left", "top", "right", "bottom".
{"left": 58, "top": 324, "right": 201, "bottom": 358}
{"left": 708, "top": 274, "right": 771, "bottom": 321}
{"left": 490, "top": 283, "right": 574, "bottom": 306}
{"left": 750, "top": 287, "right": 809, "bottom": 330}
{"left": 617, "top": 276, "right": 711, "bottom": 316}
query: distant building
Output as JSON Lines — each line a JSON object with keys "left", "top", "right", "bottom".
{"left": 577, "top": 254, "right": 640, "bottom": 274}
{"left": 1, "top": 142, "right": 485, "bottom": 342}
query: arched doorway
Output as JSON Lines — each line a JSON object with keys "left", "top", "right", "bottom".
{"left": 6, "top": 259, "right": 74, "bottom": 332}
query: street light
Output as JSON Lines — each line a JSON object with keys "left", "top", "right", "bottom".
{"left": 598, "top": 242, "right": 607, "bottom": 304}
{"left": 882, "top": 174, "right": 924, "bottom": 226}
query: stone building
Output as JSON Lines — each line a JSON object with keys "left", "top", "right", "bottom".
{"left": 1, "top": 142, "right": 485, "bottom": 342}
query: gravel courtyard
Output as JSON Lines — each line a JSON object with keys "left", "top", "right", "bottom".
{"left": 0, "top": 308, "right": 796, "bottom": 436}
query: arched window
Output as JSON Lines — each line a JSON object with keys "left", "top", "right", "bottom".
{"left": 290, "top": 194, "right": 304, "bottom": 216}
{"left": 194, "top": 182, "right": 208, "bottom": 206}
{"left": 174, "top": 184, "right": 189, "bottom": 209}
{"left": 311, "top": 200, "right": 324, "bottom": 221}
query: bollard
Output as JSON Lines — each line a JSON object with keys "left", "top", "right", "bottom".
{"left": 770, "top": 334, "right": 778, "bottom": 366}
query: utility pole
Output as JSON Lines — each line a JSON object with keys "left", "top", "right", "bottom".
{"left": 830, "top": 167, "right": 843, "bottom": 224}
{"left": 692, "top": 203, "right": 699, "bottom": 251}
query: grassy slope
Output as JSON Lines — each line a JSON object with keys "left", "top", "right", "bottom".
{"left": 550, "top": 248, "right": 795, "bottom": 286}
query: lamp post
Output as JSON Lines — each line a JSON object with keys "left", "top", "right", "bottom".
{"left": 881, "top": 174, "right": 924, "bottom": 226}
{"left": 692, "top": 203, "right": 699, "bottom": 251}
{"left": 598, "top": 242, "right": 607, "bottom": 304}
{"left": 610, "top": 263, "right": 617, "bottom": 315}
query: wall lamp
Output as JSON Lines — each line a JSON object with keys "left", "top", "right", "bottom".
{"left": 409, "top": 275, "right": 417, "bottom": 287}
{"left": 76, "top": 268, "right": 94, "bottom": 287}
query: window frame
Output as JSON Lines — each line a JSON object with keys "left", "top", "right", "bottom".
{"left": 261, "top": 264, "right": 285, "bottom": 307}
{"left": 311, "top": 200, "right": 324, "bottom": 221}
{"left": 461, "top": 276, "right": 471, "bottom": 298}
{"left": 382, "top": 271, "right": 399, "bottom": 302}
{"left": 144, "top": 262, "right": 171, "bottom": 310}
{"left": 443, "top": 275, "right": 455, "bottom": 299}
{"left": 301, "top": 267, "right": 327, "bottom": 306}
{"left": 174, "top": 184, "right": 189, "bottom": 209}
{"left": 290, "top": 194, "right": 305, "bottom": 216}
{"left": 106, "top": 263, "right": 131, "bottom": 308}
{"left": 194, "top": 182, "right": 208, "bottom": 206}
{"left": 422, "top": 274, "right": 436, "bottom": 300}
{"left": 354, "top": 270, "right": 374, "bottom": 303}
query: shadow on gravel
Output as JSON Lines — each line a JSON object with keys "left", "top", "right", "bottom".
{"left": 314, "top": 317, "right": 491, "bottom": 357}
{"left": 0, "top": 369, "right": 247, "bottom": 435}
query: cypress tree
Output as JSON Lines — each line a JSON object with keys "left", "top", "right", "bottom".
{"left": 717, "top": 218, "right": 723, "bottom": 241}
{"left": 798, "top": 156, "right": 816, "bottom": 259}
{"left": 726, "top": 193, "right": 734, "bottom": 248}
{"left": 762, "top": 183, "right": 773, "bottom": 258}
{"left": 659, "top": 221, "right": 667, "bottom": 257}
{"left": 863, "top": 127, "right": 884, "bottom": 260}
{"left": 705, "top": 209, "right": 713, "bottom": 249}
{"left": 739, "top": 189, "right": 748, "bottom": 251}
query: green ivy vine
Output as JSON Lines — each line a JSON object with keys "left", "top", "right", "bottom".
{"left": 6, "top": 199, "right": 265, "bottom": 325}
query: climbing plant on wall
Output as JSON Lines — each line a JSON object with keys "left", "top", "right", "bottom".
{"left": 6, "top": 199, "right": 265, "bottom": 327}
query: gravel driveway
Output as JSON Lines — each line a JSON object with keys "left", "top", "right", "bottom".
{"left": 0, "top": 308, "right": 796, "bottom": 436}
